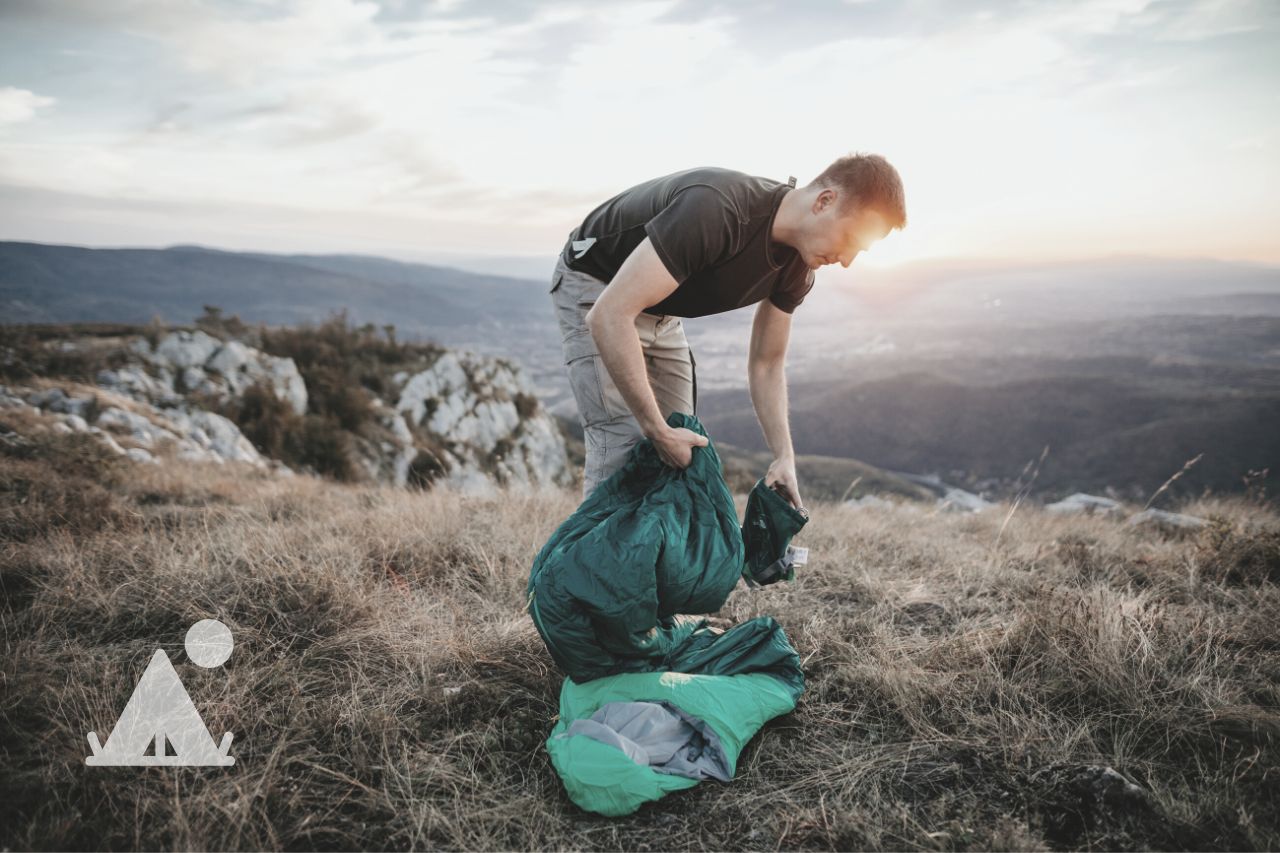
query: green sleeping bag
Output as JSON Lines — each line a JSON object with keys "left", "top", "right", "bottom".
{"left": 525, "top": 411, "right": 809, "bottom": 816}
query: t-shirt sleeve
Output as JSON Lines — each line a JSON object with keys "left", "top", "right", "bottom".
{"left": 643, "top": 186, "right": 739, "bottom": 284}
{"left": 769, "top": 268, "right": 816, "bottom": 313}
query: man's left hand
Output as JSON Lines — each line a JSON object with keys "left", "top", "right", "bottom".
{"left": 764, "top": 456, "right": 804, "bottom": 510}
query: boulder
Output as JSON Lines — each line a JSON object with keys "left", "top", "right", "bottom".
{"left": 1046, "top": 493, "right": 1125, "bottom": 517}
{"left": 151, "top": 329, "right": 221, "bottom": 369}
{"left": 938, "top": 487, "right": 992, "bottom": 513}
{"left": 1127, "top": 508, "right": 1207, "bottom": 531}
{"left": 97, "top": 366, "right": 178, "bottom": 403}
{"left": 126, "top": 447, "right": 158, "bottom": 465}
{"left": 170, "top": 409, "right": 262, "bottom": 465}
{"left": 843, "top": 494, "right": 896, "bottom": 510}
{"left": 27, "top": 387, "right": 96, "bottom": 418}
{"left": 95, "top": 406, "right": 178, "bottom": 449}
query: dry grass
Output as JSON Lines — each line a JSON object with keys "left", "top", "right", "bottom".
{"left": 2, "top": 439, "right": 1278, "bottom": 851}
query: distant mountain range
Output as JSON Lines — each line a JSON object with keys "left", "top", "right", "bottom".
{"left": 0, "top": 240, "right": 551, "bottom": 331}
{"left": 699, "top": 363, "right": 1280, "bottom": 502}
{"left": 5, "top": 239, "right": 1278, "bottom": 502}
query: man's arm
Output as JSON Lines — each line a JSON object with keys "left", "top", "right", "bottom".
{"left": 584, "top": 236, "right": 708, "bottom": 468}
{"left": 748, "top": 298, "right": 804, "bottom": 508}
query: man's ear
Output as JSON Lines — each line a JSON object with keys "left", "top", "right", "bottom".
{"left": 812, "top": 187, "right": 837, "bottom": 214}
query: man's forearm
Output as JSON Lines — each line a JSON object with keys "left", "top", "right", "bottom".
{"left": 588, "top": 313, "right": 667, "bottom": 437}
{"left": 747, "top": 360, "right": 795, "bottom": 460}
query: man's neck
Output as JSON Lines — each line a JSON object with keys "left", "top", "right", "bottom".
{"left": 771, "top": 186, "right": 806, "bottom": 250}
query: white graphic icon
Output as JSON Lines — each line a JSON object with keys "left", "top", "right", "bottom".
{"left": 86, "top": 619, "right": 236, "bottom": 766}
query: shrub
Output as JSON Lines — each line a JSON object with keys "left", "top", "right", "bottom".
{"left": 305, "top": 364, "right": 375, "bottom": 432}
{"left": 290, "top": 414, "right": 361, "bottom": 482}
{"left": 193, "top": 305, "right": 252, "bottom": 343}
{"left": 1196, "top": 517, "right": 1280, "bottom": 585}
{"left": 223, "top": 381, "right": 300, "bottom": 461}
{"left": 513, "top": 392, "right": 539, "bottom": 420}
{"left": 257, "top": 311, "right": 444, "bottom": 428}
{"left": 0, "top": 325, "right": 129, "bottom": 384}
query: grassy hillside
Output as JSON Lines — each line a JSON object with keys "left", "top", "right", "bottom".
{"left": 2, "top": 417, "right": 1278, "bottom": 850}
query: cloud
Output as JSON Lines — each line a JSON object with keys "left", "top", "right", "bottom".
{"left": 0, "top": 0, "right": 1276, "bottom": 263}
{"left": 223, "top": 92, "right": 384, "bottom": 146}
{"left": 1131, "top": 0, "right": 1277, "bottom": 42}
{"left": 0, "top": 87, "right": 54, "bottom": 124}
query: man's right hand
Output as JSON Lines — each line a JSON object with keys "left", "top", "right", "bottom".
{"left": 649, "top": 425, "right": 709, "bottom": 469}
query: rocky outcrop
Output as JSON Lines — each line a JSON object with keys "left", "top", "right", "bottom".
{"left": 352, "top": 398, "right": 420, "bottom": 489}
{"left": 2, "top": 383, "right": 275, "bottom": 471}
{"left": 3, "top": 328, "right": 572, "bottom": 495}
{"left": 390, "top": 350, "right": 571, "bottom": 494}
{"left": 1043, "top": 494, "right": 1209, "bottom": 532}
{"left": 112, "top": 330, "right": 308, "bottom": 415}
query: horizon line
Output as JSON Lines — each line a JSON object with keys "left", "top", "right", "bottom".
{"left": 2, "top": 235, "right": 1278, "bottom": 275}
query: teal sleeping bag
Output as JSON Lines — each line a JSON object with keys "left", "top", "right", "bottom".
{"left": 525, "top": 411, "right": 809, "bottom": 816}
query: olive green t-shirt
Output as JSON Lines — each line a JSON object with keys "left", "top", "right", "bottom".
{"left": 560, "top": 166, "right": 815, "bottom": 318}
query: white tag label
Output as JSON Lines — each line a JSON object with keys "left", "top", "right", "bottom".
{"left": 788, "top": 545, "right": 809, "bottom": 566}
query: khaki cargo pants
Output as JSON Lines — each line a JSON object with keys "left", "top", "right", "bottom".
{"left": 549, "top": 255, "right": 697, "bottom": 500}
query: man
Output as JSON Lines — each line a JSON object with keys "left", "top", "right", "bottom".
{"left": 548, "top": 152, "right": 906, "bottom": 506}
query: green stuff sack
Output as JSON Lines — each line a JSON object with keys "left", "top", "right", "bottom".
{"left": 525, "top": 411, "right": 808, "bottom": 816}
{"left": 741, "top": 477, "right": 810, "bottom": 587}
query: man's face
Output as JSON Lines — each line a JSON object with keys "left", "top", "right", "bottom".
{"left": 800, "top": 191, "right": 892, "bottom": 271}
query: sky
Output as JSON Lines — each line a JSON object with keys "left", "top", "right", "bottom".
{"left": 0, "top": 0, "right": 1277, "bottom": 271}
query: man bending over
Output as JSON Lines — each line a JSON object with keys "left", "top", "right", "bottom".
{"left": 548, "top": 152, "right": 906, "bottom": 507}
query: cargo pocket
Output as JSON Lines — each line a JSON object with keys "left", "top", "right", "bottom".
{"left": 575, "top": 276, "right": 606, "bottom": 308}
{"left": 567, "top": 353, "right": 610, "bottom": 427}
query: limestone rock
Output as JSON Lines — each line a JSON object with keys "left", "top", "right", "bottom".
{"left": 19, "top": 378, "right": 270, "bottom": 470}
{"left": 395, "top": 351, "right": 571, "bottom": 493}
{"left": 843, "top": 494, "right": 897, "bottom": 511}
{"left": 130, "top": 330, "right": 307, "bottom": 415}
{"left": 26, "top": 387, "right": 96, "bottom": 418}
{"left": 166, "top": 409, "right": 262, "bottom": 465}
{"left": 11, "top": 328, "right": 571, "bottom": 493}
{"left": 1127, "top": 508, "right": 1207, "bottom": 531}
{"left": 153, "top": 329, "right": 221, "bottom": 369}
{"left": 126, "top": 447, "right": 158, "bottom": 465}
{"left": 938, "top": 487, "right": 992, "bottom": 513}
{"left": 1046, "top": 493, "right": 1125, "bottom": 517}
{"left": 95, "top": 406, "right": 179, "bottom": 449}
{"left": 97, "top": 366, "right": 178, "bottom": 404}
